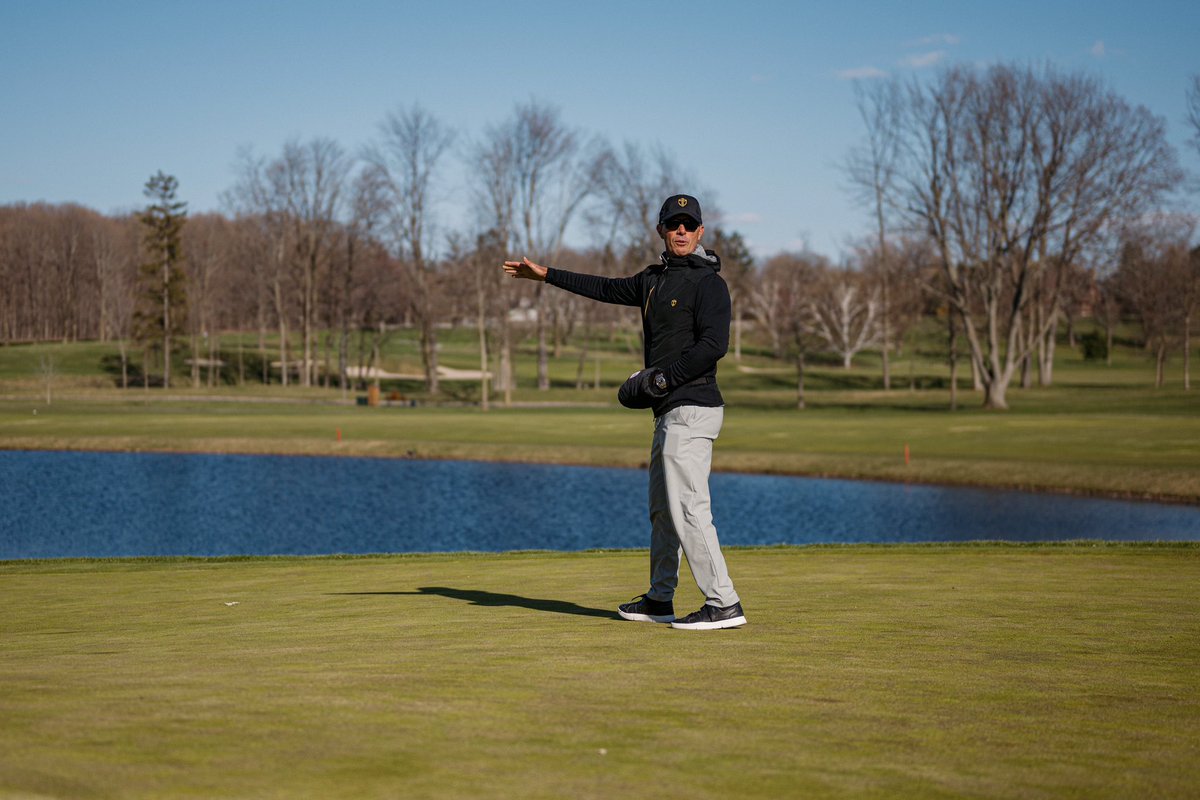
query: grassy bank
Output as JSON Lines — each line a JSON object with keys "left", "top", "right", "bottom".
{"left": 2, "top": 546, "right": 1198, "bottom": 799}
{"left": 2, "top": 389, "right": 1198, "bottom": 502}
{"left": 2, "top": 324, "right": 1198, "bottom": 502}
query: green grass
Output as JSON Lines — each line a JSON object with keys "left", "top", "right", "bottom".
{"left": 2, "top": 318, "right": 1192, "bottom": 397}
{"left": 2, "top": 321, "right": 1198, "bottom": 502}
{"left": 2, "top": 546, "right": 1198, "bottom": 799}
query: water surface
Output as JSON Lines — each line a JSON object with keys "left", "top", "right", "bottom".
{"left": 2, "top": 450, "right": 1197, "bottom": 560}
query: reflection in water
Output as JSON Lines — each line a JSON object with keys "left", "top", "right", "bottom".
{"left": 2, "top": 450, "right": 1197, "bottom": 559}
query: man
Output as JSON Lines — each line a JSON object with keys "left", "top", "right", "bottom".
{"left": 502, "top": 194, "right": 746, "bottom": 631}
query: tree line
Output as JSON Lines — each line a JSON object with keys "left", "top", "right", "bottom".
{"left": 1, "top": 64, "right": 1198, "bottom": 407}
{"left": 839, "top": 64, "right": 1197, "bottom": 406}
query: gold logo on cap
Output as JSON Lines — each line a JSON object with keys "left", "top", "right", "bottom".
{"left": 671, "top": 299, "right": 678, "bottom": 308}
{"left": 677, "top": 198, "right": 688, "bottom": 207}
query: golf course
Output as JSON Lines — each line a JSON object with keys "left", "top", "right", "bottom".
{"left": 7, "top": 6, "right": 1200, "bottom": 792}
{"left": 2, "top": 328, "right": 1199, "bottom": 798}
{"left": 2, "top": 547, "right": 1198, "bottom": 799}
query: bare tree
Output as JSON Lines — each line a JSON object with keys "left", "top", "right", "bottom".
{"left": 1114, "top": 219, "right": 1196, "bottom": 387}
{"left": 808, "top": 266, "right": 881, "bottom": 369}
{"left": 0, "top": 204, "right": 110, "bottom": 344}
{"left": 224, "top": 151, "right": 295, "bottom": 386}
{"left": 220, "top": 212, "right": 276, "bottom": 385}
{"left": 447, "top": 229, "right": 505, "bottom": 410}
{"left": 50, "top": 206, "right": 91, "bottom": 342}
{"left": 331, "top": 165, "right": 389, "bottom": 394}
{"left": 508, "top": 101, "right": 590, "bottom": 391}
{"left": 93, "top": 222, "right": 120, "bottom": 345}
{"left": 883, "top": 63, "right": 1180, "bottom": 408}
{"left": 844, "top": 77, "right": 902, "bottom": 388}
{"left": 749, "top": 258, "right": 791, "bottom": 360}
{"left": 858, "top": 234, "right": 929, "bottom": 375}
{"left": 588, "top": 141, "right": 690, "bottom": 264}
{"left": 278, "top": 139, "right": 350, "bottom": 387}
{"left": 469, "top": 119, "right": 520, "bottom": 405}
{"left": 96, "top": 217, "right": 139, "bottom": 387}
{"left": 469, "top": 102, "right": 590, "bottom": 397}
{"left": 183, "top": 215, "right": 231, "bottom": 387}
{"left": 224, "top": 141, "right": 350, "bottom": 388}
{"left": 366, "top": 105, "right": 454, "bottom": 395}
{"left": 752, "top": 253, "right": 824, "bottom": 408}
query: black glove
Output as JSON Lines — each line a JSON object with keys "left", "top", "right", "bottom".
{"left": 618, "top": 368, "right": 669, "bottom": 409}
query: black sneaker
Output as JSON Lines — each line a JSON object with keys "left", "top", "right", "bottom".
{"left": 670, "top": 602, "right": 747, "bottom": 630}
{"left": 617, "top": 594, "right": 675, "bottom": 623}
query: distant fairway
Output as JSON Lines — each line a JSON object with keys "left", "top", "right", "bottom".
{"left": 2, "top": 545, "right": 1198, "bottom": 799}
{"left": 2, "top": 322, "right": 1198, "bottom": 503}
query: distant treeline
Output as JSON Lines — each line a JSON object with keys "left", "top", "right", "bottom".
{"left": 2, "top": 63, "right": 1198, "bottom": 407}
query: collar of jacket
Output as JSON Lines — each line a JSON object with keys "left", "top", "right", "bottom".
{"left": 658, "top": 247, "right": 722, "bottom": 272}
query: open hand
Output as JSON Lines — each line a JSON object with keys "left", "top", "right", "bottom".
{"left": 502, "top": 257, "right": 548, "bottom": 281}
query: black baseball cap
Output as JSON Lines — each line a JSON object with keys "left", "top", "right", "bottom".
{"left": 659, "top": 194, "right": 702, "bottom": 226}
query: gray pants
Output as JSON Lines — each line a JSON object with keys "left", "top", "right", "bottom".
{"left": 647, "top": 405, "right": 740, "bottom": 608}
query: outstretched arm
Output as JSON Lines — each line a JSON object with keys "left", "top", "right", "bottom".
{"left": 502, "top": 257, "right": 547, "bottom": 281}
{"left": 501, "top": 257, "right": 644, "bottom": 307}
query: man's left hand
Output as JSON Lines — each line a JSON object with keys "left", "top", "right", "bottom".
{"left": 618, "top": 368, "right": 669, "bottom": 409}
{"left": 502, "top": 258, "right": 547, "bottom": 281}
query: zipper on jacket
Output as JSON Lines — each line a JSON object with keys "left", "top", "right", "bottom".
{"left": 644, "top": 270, "right": 667, "bottom": 318}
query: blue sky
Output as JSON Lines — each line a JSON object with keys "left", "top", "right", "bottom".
{"left": 1, "top": 0, "right": 1197, "bottom": 261}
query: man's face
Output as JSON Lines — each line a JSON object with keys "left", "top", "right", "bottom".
{"left": 658, "top": 216, "right": 704, "bottom": 258}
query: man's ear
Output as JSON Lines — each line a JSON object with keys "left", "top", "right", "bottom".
{"left": 696, "top": 224, "right": 705, "bottom": 241}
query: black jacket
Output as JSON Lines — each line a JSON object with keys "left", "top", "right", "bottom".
{"left": 546, "top": 249, "right": 730, "bottom": 416}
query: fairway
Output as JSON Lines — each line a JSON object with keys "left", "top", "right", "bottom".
{"left": 3, "top": 546, "right": 1198, "bottom": 799}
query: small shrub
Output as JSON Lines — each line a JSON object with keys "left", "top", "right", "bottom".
{"left": 1080, "top": 330, "right": 1108, "bottom": 361}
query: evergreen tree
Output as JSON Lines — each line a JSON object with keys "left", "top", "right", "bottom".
{"left": 134, "top": 171, "right": 188, "bottom": 387}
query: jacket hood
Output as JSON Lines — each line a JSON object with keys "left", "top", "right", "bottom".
{"left": 660, "top": 246, "right": 721, "bottom": 272}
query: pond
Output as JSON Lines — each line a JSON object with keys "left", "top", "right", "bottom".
{"left": 2, "top": 450, "right": 1198, "bottom": 560}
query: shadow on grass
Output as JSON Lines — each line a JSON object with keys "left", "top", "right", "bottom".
{"left": 331, "top": 586, "right": 616, "bottom": 619}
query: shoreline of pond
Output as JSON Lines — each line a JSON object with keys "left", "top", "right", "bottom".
{"left": 5, "top": 541, "right": 1199, "bottom": 567}
{"left": 3, "top": 441, "right": 1198, "bottom": 509}
{"left": 5, "top": 449, "right": 1198, "bottom": 560}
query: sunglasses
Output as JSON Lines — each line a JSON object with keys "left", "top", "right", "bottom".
{"left": 662, "top": 217, "right": 700, "bottom": 232}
